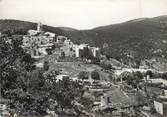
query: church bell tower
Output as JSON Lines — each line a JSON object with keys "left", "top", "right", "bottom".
{"left": 37, "top": 22, "right": 43, "bottom": 32}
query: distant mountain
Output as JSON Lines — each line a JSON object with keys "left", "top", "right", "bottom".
{"left": 63, "top": 16, "right": 167, "bottom": 65}
{"left": 0, "top": 19, "right": 69, "bottom": 36}
{"left": 0, "top": 16, "right": 167, "bottom": 69}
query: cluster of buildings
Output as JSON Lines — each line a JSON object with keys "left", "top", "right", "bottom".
{"left": 154, "top": 98, "right": 167, "bottom": 116}
{"left": 75, "top": 44, "right": 100, "bottom": 58}
{"left": 53, "top": 68, "right": 137, "bottom": 116}
{"left": 56, "top": 35, "right": 100, "bottom": 58}
{"left": 77, "top": 78, "right": 138, "bottom": 116}
{"left": 21, "top": 23, "right": 167, "bottom": 116}
{"left": 145, "top": 76, "right": 167, "bottom": 116}
{"left": 22, "top": 22, "right": 100, "bottom": 59}
{"left": 87, "top": 70, "right": 167, "bottom": 116}
{"left": 22, "top": 22, "right": 56, "bottom": 58}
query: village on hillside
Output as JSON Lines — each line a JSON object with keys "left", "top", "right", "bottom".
{"left": 1, "top": 22, "right": 167, "bottom": 117}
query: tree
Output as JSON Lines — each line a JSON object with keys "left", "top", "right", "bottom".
{"left": 22, "top": 53, "right": 35, "bottom": 71}
{"left": 44, "top": 70, "right": 59, "bottom": 85}
{"left": 120, "top": 71, "right": 133, "bottom": 81}
{"left": 78, "top": 71, "right": 89, "bottom": 80}
{"left": 80, "top": 92, "right": 94, "bottom": 110}
{"left": 100, "top": 62, "right": 112, "bottom": 70}
{"left": 43, "top": 61, "right": 49, "bottom": 71}
{"left": 134, "top": 71, "right": 143, "bottom": 80}
{"left": 91, "top": 70, "right": 100, "bottom": 80}
{"left": 60, "top": 51, "right": 65, "bottom": 58}
{"left": 6, "top": 69, "right": 50, "bottom": 116}
{"left": 120, "top": 71, "right": 139, "bottom": 88}
{"left": 0, "top": 35, "right": 50, "bottom": 116}
{"left": 146, "top": 70, "right": 153, "bottom": 78}
{"left": 0, "top": 35, "right": 90, "bottom": 116}
{"left": 136, "top": 92, "right": 145, "bottom": 106}
{"left": 134, "top": 59, "right": 141, "bottom": 68}
{"left": 46, "top": 48, "right": 52, "bottom": 55}
{"left": 50, "top": 77, "right": 84, "bottom": 111}
{"left": 91, "top": 57, "right": 100, "bottom": 64}
{"left": 162, "top": 72, "right": 167, "bottom": 80}
{"left": 0, "top": 35, "right": 34, "bottom": 95}
{"left": 108, "top": 72, "right": 114, "bottom": 81}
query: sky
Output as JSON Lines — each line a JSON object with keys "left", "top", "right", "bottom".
{"left": 0, "top": 0, "right": 167, "bottom": 29}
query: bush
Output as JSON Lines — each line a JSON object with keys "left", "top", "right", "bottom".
{"left": 43, "top": 61, "right": 49, "bottom": 71}
{"left": 134, "top": 71, "right": 143, "bottom": 80}
{"left": 120, "top": 71, "right": 133, "bottom": 81}
{"left": 78, "top": 71, "right": 89, "bottom": 80}
{"left": 162, "top": 72, "right": 167, "bottom": 80}
{"left": 145, "top": 70, "right": 153, "bottom": 78}
{"left": 100, "top": 62, "right": 112, "bottom": 70}
{"left": 81, "top": 92, "right": 94, "bottom": 109}
{"left": 91, "top": 70, "right": 100, "bottom": 80}
{"left": 91, "top": 57, "right": 100, "bottom": 64}
{"left": 60, "top": 51, "right": 65, "bottom": 58}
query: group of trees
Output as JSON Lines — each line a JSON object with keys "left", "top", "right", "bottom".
{"left": 48, "top": 77, "right": 84, "bottom": 112}
{"left": 101, "top": 46, "right": 142, "bottom": 68}
{"left": 0, "top": 35, "right": 89, "bottom": 116}
{"left": 145, "top": 70, "right": 167, "bottom": 80}
{"left": 121, "top": 70, "right": 167, "bottom": 87}
{"left": 0, "top": 35, "right": 50, "bottom": 115}
{"left": 78, "top": 70, "right": 100, "bottom": 81}
{"left": 91, "top": 70, "right": 100, "bottom": 80}
{"left": 1, "top": 35, "right": 34, "bottom": 95}
{"left": 100, "top": 62, "right": 112, "bottom": 70}
{"left": 119, "top": 71, "right": 144, "bottom": 88}
{"left": 78, "top": 71, "right": 89, "bottom": 80}
{"left": 119, "top": 70, "right": 167, "bottom": 88}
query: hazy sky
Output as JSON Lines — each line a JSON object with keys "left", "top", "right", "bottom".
{"left": 0, "top": 0, "right": 167, "bottom": 29}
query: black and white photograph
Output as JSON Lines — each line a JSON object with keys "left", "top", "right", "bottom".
{"left": 0, "top": 0, "right": 167, "bottom": 117}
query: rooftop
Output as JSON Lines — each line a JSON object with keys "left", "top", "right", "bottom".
{"left": 155, "top": 98, "right": 167, "bottom": 104}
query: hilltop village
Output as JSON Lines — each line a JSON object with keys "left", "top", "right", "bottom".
{"left": 22, "top": 23, "right": 167, "bottom": 117}
{"left": 22, "top": 22, "right": 100, "bottom": 59}
{"left": 1, "top": 23, "right": 167, "bottom": 117}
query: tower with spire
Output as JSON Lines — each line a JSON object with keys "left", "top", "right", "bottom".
{"left": 37, "top": 22, "right": 43, "bottom": 32}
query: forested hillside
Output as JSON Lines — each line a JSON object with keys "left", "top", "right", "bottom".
{"left": 1, "top": 16, "right": 167, "bottom": 69}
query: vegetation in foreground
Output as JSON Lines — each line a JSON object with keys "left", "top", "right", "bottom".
{"left": 0, "top": 35, "right": 93, "bottom": 117}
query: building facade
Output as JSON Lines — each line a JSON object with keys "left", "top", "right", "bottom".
{"left": 75, "top": 44, "right": 100, "bottom": 58}
{"left": 154, "top": 99, "right": 167, "bottom": 116}
{"left": 22, "top": 22, "right": 56, "bottom": 58}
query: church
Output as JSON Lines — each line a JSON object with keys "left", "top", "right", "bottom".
{"left": 22, "top": 22, "right": 56, "bottom": 58}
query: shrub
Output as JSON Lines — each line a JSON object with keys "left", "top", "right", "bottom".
{"left": 91, "top": 70, "right": 100, "bottom": 80}
{"left": 78, "top": 71, "right": 89, "bottom": 80}
{"left": 43, "top": 61, "right": 49, "bottom": 71}
{"left": 162, "top": 72, "right": 167, "bottom": 80}
{"left": 145, "top": 70, "right": 153, "bottom": 78}
{"left": 134, "top": 71, "right": 143, "bottom": 80}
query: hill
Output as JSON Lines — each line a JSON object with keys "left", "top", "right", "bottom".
{"left": 0, "top": 16, "right": 167, "bottom": 69}
{"left": 0, "top": 19, "right": 71, "bottom": 36}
